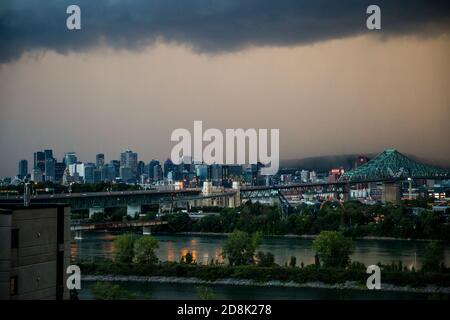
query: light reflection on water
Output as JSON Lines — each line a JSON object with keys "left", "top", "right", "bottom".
{"left": 71, "top": 231, "right": 450, "bottom": 268}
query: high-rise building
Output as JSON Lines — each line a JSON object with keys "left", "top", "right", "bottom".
{"left": 33, "top": 151, "right": 45, "bottom": 173}
{"left": 96, "top": 154, "right": 105, "bottom": 167}
{"left": 43, "top": 149, "right": 55, "bottom": 182}
{"left": 64, "top": 152, "right": 77, "bottom": 167}
{"left": 45, "top": 158, "right": 55, "bottom": 182}
{"left": 31, "top": 168, "right": 44, "bottom": 183}
{"left": 110, "top": 160, "right": 121, "bottom": 178}
{"left": 120, "top": 150, "right": 138, "bottom": 177}
{"left": 163, "top": 158, "right": 174, "bottom": 178}
{"left": 83, "top": 163, "right": 95, "bottom": 184}
{"left": 18, "top": 160, "right": 28, "bottom": 179}
{"left": 196, "top": 164, "right": 208, "bottom": 181}
{"left": 148, "top": 160, "right": 159, "bottom": 180}
{"left": 137, "top": 160, "right": 145, "bottom": 177}
{"left": 153, "top": 164, "right": 163, "bottom": 181}
{"left": 54, "top": 162, "right": 66, "bottom": 183}
{"left": 120, "top": 166, "right": 134, "bottom": 183}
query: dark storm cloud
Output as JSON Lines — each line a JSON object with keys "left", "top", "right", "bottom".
{"left": 1, "top": 0, "right": 450, "bottom": 62}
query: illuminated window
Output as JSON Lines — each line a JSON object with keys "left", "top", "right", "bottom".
{"left": 10, "top": 276, "right": 18, "bottom": 296}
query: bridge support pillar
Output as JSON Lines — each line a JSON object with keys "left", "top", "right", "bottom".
{"left": 229, "top": 181, "right": 241, "bottom": 208}
{"left": 127, "top": 205, "right": 141, "bottom": 217}
{"left": 89, "top": 207, "right": 104, "bottom": 219}
{"left": 143, "top": 226, "right": 151, "bottom": 235}
{"left": 382, "top": 182, "right": 401, "bottom": 204}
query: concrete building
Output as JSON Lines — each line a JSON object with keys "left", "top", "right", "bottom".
{"left": 0, "top": 204, "right": 71, "bottom": 300}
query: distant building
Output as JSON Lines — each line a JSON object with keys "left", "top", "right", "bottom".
{"left": 328, "top": 168, "right": 344, "bottom": 183}
{"left": 44, "top": 150, "right": 55, "bottom": 182}
{"left": 310, "top": 170, "right": 317, "bottom": 183}
{"left": 83, "top": 163, "right": 96, "bottom": 184}
{"left": 63, "top": 152, "right": 77, "bottom": 167}
{"left": 110, "top": 160, "right": 121, "bottom": 179}
{"left": 300, "top": 170, "right": 309, "bottom": 183}
{"left": 44, "top": 158, "right": 55, "bottom": 182}
{"left": 163, "top": 158, "right": 174, "bottom": 178}
{"left": 137, "top": 161, "right": 145, "bottom": 177}
{"left": 153, "top": 164, "right": 163, "bottom": 181}
{"left": 33, "top": 151, "right": 45, "bottom": 174}
{"left": 31, "top": 168, "right": 44, "bottom": 183}
{"left": 0, "top": 204, "right": 71, "bottom": 300}
{"left": 18, "top": 160, "right": 28, "bottom": 179}
{"left": 96, "top": 154, "right": 105, "bottom": 167}
{"left": 148, "top": 160, "right": 160, "bottom": 180}
{"left": 54, "top": 162, "right": 66, "bottom": 183}
{"left": 120, "top": 166, "right": 134, "bottom": 183}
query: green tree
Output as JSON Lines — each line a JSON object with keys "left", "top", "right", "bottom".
{"left": 312, "top": 231, "right": 354, "bottom": 268}
{"left": 422, "top": 241, "right": 444, "bottom": 272}
{"left": 256, "top": 251, "right": 276, "bottom": 267}
{"left": 289, "top": 256, "right": 297, "bottom": 268}
{"left": 222, "top": 230, "right": 262, "bottom": 266}
{"left": 91, "top": 282, "right": 136, "bottom": 300}
{"left": 114, "top": 234, "right": 135, "bottom": 263}
{"left": 133, "top": 236, "right": 159, "bottom": 264}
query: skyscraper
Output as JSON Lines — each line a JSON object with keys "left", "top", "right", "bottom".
{"left": 120, "top": 150, "right": 138, "bottom": 181}
{"left": 64, "top": 152, "right": 77, "bottom": 167}
{"left": 148, "top": 159, "right": 159, "bottom": 180}
{"left": 33, "top": 151, "right": 45, "bottom": 173}
{"left": 45, "top": 158, "right": 55, "bottom": 182}
{"left": 54, "top": 162, "right": 66, "bottom": 183}
{"left": 120, "top": 150, "right": 138, "bottom": 170}
{"left": 96, "top": 153, "right": 105, "bottom": 167}
{"left": 18, "top": 160, "right": 28, "bottom": 179}
{"left": 44, "top": 149, "right": 55, "bottom": 182}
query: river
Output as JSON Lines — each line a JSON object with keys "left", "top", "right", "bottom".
{"left": 71, "top": 231, "right": 450, "bottom": 269}
{"left": 71, "top": 231, "right": 450, "bottom": 300}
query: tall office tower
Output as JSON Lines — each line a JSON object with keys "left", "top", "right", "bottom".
{"left": 96, "top": 153, "right": 105, "bottom": 167}
{"left": 148, "top": 159, "right": 159, "bottom": 180}
{"left": 43, "top": 149, "right": 55, "bottom": 181}
{"left": 45, "top": 158, "right": 56, "bottom": 182}
{"left": 54, "top": 162, "right": 66, "bottom": 183}
{"left": 163, "top": 158, "right": 174, "bottom": 178}
{"left": 63, "top": 152, "right": 77, "bottom": 167}
{"left": 93, "top": 168, "right": 102, "bottom": 183}
{"left": 196, "top": 164, "right": 208, "bottom": 181}
{"left": 137, "top": 160, "right": 145, "bottom": 177}
{"left": 120, "top": 166, "right": 134, "bottom": 183}
{"left": 102, "top": 164, "right": 116, "bottom": 182}
{"left": 44, "top": 149, "right": 53, "bottom": 162}
{"left": 18, "top": 160, "right": 28, "bottom": 179}
{"left": 83, "top": 163, "right": 95, "bottom": 184}
{"left": 33, "top": 151, "right": 45, "bottom": 173}
{"left": 110, "top": 160, "right": 121, "bottom": 178}
{"left": 153, "top": 164, "right": 163, "bottom": 181}
{"left": 120, "top": 150, "right": 138, "bottom": 177}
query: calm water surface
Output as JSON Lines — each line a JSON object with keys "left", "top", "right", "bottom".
{"left": 71, "top": 231, "right": 450, "bottom": 268}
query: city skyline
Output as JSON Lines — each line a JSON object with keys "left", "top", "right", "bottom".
{"left": 1, "top": 1, "right": 450, "bottom": 177}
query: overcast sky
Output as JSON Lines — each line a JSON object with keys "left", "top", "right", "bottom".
{"left": 0, "top": 0, "right": 449, "bottom": 177}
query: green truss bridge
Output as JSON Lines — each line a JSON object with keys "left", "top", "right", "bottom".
{"left": 339, "top": 149, "right": 450, "bottom": 182}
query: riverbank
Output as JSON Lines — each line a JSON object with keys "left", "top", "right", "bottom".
{"left": 82, "top": 274, "right": 450, "bottom": 295}
{"left": 78, "top": 261, "right": 450, "bottom": 293}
